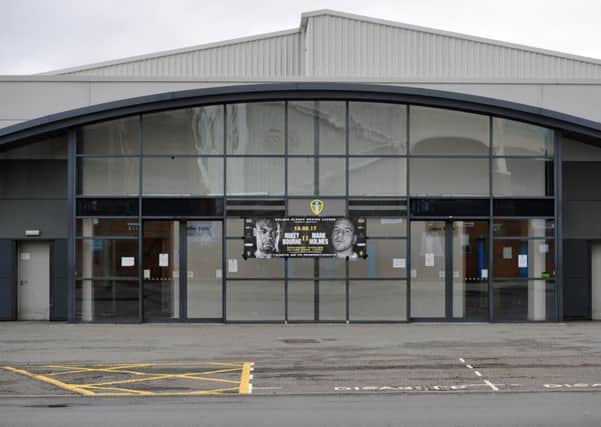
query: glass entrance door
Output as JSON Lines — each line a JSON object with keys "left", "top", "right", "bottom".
{"left": 410, "top": 220, "right": 488, "bottom": 320}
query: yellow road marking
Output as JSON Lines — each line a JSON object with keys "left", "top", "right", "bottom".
{"left": 4, "top": 361, "right": 253, "bottom": 397}
{"left": 2, "top": 366, "right": 95, "bottom": 396}
{"left": 239, "top": 362, "right": 253, "bottom": 394}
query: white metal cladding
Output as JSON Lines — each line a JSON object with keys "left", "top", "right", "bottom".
{"left": 59, "top": 31, "right": 301, "bottom": 78}
{"left": 306, "top": 14, "right": 601, "bottom": 80}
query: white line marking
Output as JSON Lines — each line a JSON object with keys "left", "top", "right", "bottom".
{"left": 474, "top": 371, "right": 482, "bottom": 377}
{"left": 248, "top": 384, "right": 253, "bottom": 394}
{"left": 484, "top": 380, "right": 499, "bottom": 391}
{"left": 466, "top": 364, "right": 473, "bottom": 369}
{"left": 252, "top": 386, "right": 283, "bottom": 390}
{"left": 459, "top": 358, "right": 465, "bottom": 363}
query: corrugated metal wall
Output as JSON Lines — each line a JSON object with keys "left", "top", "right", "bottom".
{"left": 306, "top": 15, "right": 601, "bottom": 80}
{"left": 63, "top": 32, "right": 301, "bottom": 78}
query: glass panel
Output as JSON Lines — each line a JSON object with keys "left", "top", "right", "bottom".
{"left": 287, "top": 258, "right": 315, "bottom": 278}
{"left": 410, "top": 198, "right": 490, "bottom": 217}
{"left": 410, "top": 106, "right": 489, "bottom": 155}
{"left": 143, "top": 106, "right": 223, "bottom": 154}
{"left": 319, "top": 158, "right": 346, "bottom": 196}
{"left": 319, "top": 280, "right": 346, "bottom": 321}
{"left": 78, "top": 157, "right": 139, "bottom": 195}
{"left": 493, "top": 199, "right": 554, "bottom": 217}
{"left": 350, "top": 239, "right": 406, "bottom": 278}
{"left": 366, "top": 218, "right": 406, "bottom": 237}
{"left": 318, "top": 102, "right": 346, "bottom": 155}
{"left": 349, "top": 102, "right": 407, "bottom": 155}
{"left": 319, "top": 258, "right": 346, "bottom": 278}
{"left": 493, "top": 219, "right": 555, "bottom": 238}
{"left": 288, "top": 101, "right": 316, "bottom": 155}
{"left": 76, "top": 239, "right": 138, "bottom": 278}
{"left": 226, "top": 102, "right": 285, "bottom": 154}
{"left": 143, "top": 157, "right": 224, "bottom": 196}
{"left": 410, "top": 221, "right": 446, "bottom": 318}
{"left": 287, "top": 280, "right": 315, "bottom": 321}
{"left": 143, "top": 221, "right": 180, "bottom": 319}
{"left": 493, "top": 280, "right": 555, "bottom": 321}
{"left": 452, "top": 221, "right": 488, "bottom": 320}
{"left": 226, "top": 218, "right": 244, "bottom": 237}
{"left": 187, "top": 221, "right": 222, "bottom": 318}
{"left": 288, "top": 157, "right": 315, "bottom": 196}
{"left": 493, "top": 158, "right": 553, "bottom": 196}
{"left": 76, "top": 280, "right": 139, "bottom": 321}
{"left": 493, "top": 118, "right": 554, "bottom": 157}
{"left": 227, "top": 157, "right": 284, "bottom": 196}
{"left": 78, "top": 117, "right": 140, "bottom": 155}
{"left": 288, "top": 101, "right": 346, "bottom": 155}
{"left": 349, "top": 158, "right": 406, "bottom": 196}
{"left": 493, "top": 240, "right": 555, "bottom": 279}
{"left": 225, "top": 239, "right": 284, "bottom": 278}
{"left": 77, "top": 198, "right": 139, "bottom": 216}
{"left": 410, "top": 158, "right": 489, "bottom": 196}
{"left": 561, "top": 136, "right": 601, "bottom": 161}
{"left": 349, "top": 280, "right": 407, "bottom": 321}
{"left": 226, "top": 281, "right": 284, "bottom": 321}
{"left": 77, "top": 218, "right": 139, "bottom": 237}
{"left": 0, "top": 135, "right": 67, "bottom": 159}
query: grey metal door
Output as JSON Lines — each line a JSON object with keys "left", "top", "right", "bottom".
{"left": 17, "top": 241, "right": 50, "bottom": 320}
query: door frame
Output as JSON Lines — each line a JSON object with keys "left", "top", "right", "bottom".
{"left": 409, "top": 219, "right": 489, "bottom": 322}
{"left": 16, "top": 239, "right": 52, "bottom": 321}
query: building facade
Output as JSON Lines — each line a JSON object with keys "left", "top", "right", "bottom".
{"left": 1, "top": 10, "right": 601, "bottom": 322}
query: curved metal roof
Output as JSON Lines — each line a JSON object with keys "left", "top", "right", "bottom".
{"left": 1, "top": 83, "right": 600, "bottom": 148}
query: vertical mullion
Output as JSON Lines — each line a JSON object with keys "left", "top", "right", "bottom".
{"left": 488, "top": 116, "right": 494, "bottom": 322}
{"left": 406, "top": 106, "right": 412, "bottom": 321}
{"left": 179, "top": 220, "right": 187, "bottom": 320}
{"left": 554, "top": 130, "right": 562, "bottom": 321}
{"left": 67, "top": 129, "right": 77, "bottom": 322}
{"left": 138, "top": 114, "right": 144, "bottom": 323}
{"left": 284, "top": 101, "right": 289, "bottom": 324}
{"left": 222, "top": 104, "right": 227, "bottom": 322}
{"left": 446, "top": 221, "right": 453, "bottom": 319}
{"left": 345, "top": 100, "right": 350, "bottom": 324}
{"left": 314, "top": 100, "right": 319, "bottom": 321}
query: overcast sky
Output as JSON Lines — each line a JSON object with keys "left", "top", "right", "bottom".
{"left": 1, "top": 0, "right": 600, "bottom": 75}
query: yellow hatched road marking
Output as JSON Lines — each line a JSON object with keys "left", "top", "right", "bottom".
{"left": 2, "top": 366, "right": 95, "bottom": 396}
{"left": 3, "top": 361, "right": 254, "bottom": 397}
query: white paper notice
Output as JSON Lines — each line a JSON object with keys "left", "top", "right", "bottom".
{"left": 144, "top": 269, "right": 151, "bottom": 279}
{"left": 539, "top": 243, "right": 549, "bottom": 254}
{"left": 425, "top": 253, "right": 435, "bottom": 267}
{"left": 187, "top": 271, "right": 194, "bottom": 279}
{"left": 481, "top": 269, "right": 489, "bottom": 279}
{"left": 159, "top": 253, "right": 169, "bottom": 267}
{"left": 503, "top": 247, "right": 512, "bottom": 259}
{"left": 411, "top": 269, "right": 417, "bottom": 278}
{"left": 228, "top": 259, "right": 238, "bottom": 273}
{"left": 121, "top": 257, "right": 135, "bottom": 267}
{"left": 438, "top": 270, "right": 445, "bottom": 279}
{"left": 453, "top": 271, "right": 460, "bottom": 279}
{"left": 216, "top": 269, "right": 222, "bottom": 279}
{"left": 20, "top": 253, "right": 31, "bottom": 261}
{"left": 518, "top": 254, "right": 528, "bottom": 268}
{"left": 393, "top": 258, "right": 406, "bottom": 269}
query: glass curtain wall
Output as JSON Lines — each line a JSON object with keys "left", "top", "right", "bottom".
{"left": 74, "top": 97, "right": 557, "bottom": 322}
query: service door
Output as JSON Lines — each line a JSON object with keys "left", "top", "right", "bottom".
{"left": 17, "top": 241, "right": 50, "bottom": 320}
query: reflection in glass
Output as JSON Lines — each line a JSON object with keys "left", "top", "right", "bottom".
{"left": 143, "top": 221, "right": 180, "bottom": 319}
{"left": 410, "top": 106, "right": 489, "bottom": 155}
{"left": 226, "top": 281, "right": 284, "bottom": 321}
{"left": 366, "top": 218, "right": 407, "bottom": 237}
{"left": 493, "top": 280, "right": 555, "bottom": 321}
{"left": 225, "top": 240, "right": 284, "bottom": 278}
{"left": 319, "top": 281, "right": 346, "bottom": 321}
{"left": 78, "top": 117, "right": 140, "bottom": 155}
{"left": 227, "top": 102, "right": 285, "bottom": 155}
{"left": 227, "top": 157, "right": 285, "bottom": 196}
{"left": 349, "top": 102, "right": 406, "bottom": 155}
{"left": 410, "top": 221, "right": 446, "bottom": 318}
{"left": 287, "top": 280, "right": 315, "bottom": 321}
{"left": 349, "top": 158, "right": 407, "bottom": 196}
{"left": 319, "top": 158, "right": 346, "bottom": 195}
{"left": 493, "top": 219, "right": 555, "bottom": 238}
{"left": 143, "top": 157, "right": 224, "bottom": 196}
{"left": 493, "top": 118, "right": 554, "bottom": 157}
{"left": 78, "top": 157, "right": 139, "bottom": 195}
{"left": 350, "top": 280, "right": 407, "bottom": 320}
{"left": 410, "top": 158, "right": 489, "bottom": 196}
{"left": 288, "top": 157, "right": 315, "bottom": 195}
{"left": 77, "top": 218, "right": 139, "bottom": 237}
{"left": 493, "top": 158, "right": 552, "bottom": 196}
{"left": 187, "top": 221, "right": 222, "bottom": 318}
{"left": 76, "top": 280, "right": 139, "bottom": 321}
{"left": 143, "top": 106, "right": 223, "bottom": 154}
